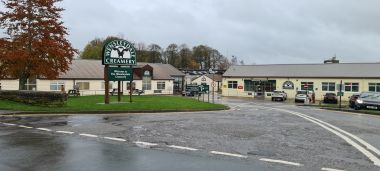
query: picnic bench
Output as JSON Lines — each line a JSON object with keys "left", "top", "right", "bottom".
{"left": 68, "top": 89, "right": 80, "bottom": 96}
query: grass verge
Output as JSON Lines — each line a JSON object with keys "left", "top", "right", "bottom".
{"left": 0, "top": 95, "right": 227, "bottom": 113}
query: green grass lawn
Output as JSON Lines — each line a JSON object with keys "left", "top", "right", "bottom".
{"left": 0, "top": 95, "right": 226, "bottom": 113}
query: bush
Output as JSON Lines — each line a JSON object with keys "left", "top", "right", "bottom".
{"left": 0, "top": 90, "right": 67, "bottom": 107}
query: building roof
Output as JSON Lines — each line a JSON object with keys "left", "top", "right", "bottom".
{"left": 223, "top": 63, "right": 380, "bottom": 78}
{"left": 193, "top": 74, "right": 223, "bottom": 82}
{"left": 205, "top": 74, "right": 223, "bottom": 82}
{"left": 57, "top": 60, "right": 184, "bottom": 80}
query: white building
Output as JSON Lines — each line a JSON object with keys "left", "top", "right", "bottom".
{"left": 191, "top": 74, "right": 223, "bottom": 92}
{"left": 222, "top": 63, "right": 380, "bottom": 101}
{"left": 0, "top": 60, "right": 185, "bottom": 96}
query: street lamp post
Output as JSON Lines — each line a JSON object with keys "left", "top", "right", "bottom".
{"left": 209, "top": 68, "right": 215, "bottom": 104}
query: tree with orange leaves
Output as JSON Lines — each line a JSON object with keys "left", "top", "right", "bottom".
{"left": 0, "top": 0, "right": 77, "bottom": 90}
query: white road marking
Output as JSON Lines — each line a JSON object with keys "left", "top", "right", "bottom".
{"left": 18, "top": 125, "right": 33, "bottom": 129}
{"left": 297, "top": 111, "right": 380, "bottom": 156}
{"left": 56, "top": 131, "right": 75, "bottom": 135}
{"left": 321, "top": 168, "right": 345, "bottom": 171}
{"left": 210, "top": 151, "right": 248, "bottom": 158}
{"left": 134, "top": 141, "right": 158, "bottom": 147}
{"left": 288, "top": 111, "right": 380, "bottom": 167}
{"left": 104, "top": 137, "right": 126, "bottom": 142}
{"left": 36, "top": 128, "right": 52, "bottom": 132}
{"left": 266, "top": 107, "right": 380, "bottom": 167}
{"left": 79, "top": 133, "right": 98, "bottom": 138}
{"left": 3, "top": 123, "right": 16, "bottom": 126}
{"left": 259, "top": 158, "right": 302, "bottom": 166}
{"left": 168, "top": 145, "right": 199, "bottom": 151}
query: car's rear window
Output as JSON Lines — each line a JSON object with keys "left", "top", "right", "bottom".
{"left": 297, "top": 91, "right": 306, "bottom": 94}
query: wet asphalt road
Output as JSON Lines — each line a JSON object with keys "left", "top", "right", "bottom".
{"left": 0, "top": 126, "right": 281, "bottom": 171}
{"left": 1, "top": 97, "right": 380, "bottom": 171}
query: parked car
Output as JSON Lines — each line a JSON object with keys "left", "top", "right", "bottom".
{"left": 132, "top": 89, "right": 144, "bottom": 95}
{"left": 354, "top": 92, "right": 380, "bottom": 110}
{"left": 349, "top": 94, "right": 360, "bottom": 108}
{"left": 323, "top": 93, "right": 338, "bottom": 104}
{"left": 182, "top": 90, "right": 198, "bottom": 96}
{"left": 271, "top": 90, "right": 287, "bottom": 101}
{"left": 295, "top": 90, "right": 313, "bottom": 103}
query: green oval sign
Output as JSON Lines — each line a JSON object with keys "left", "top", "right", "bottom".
{"left": 102, "top": 40, "right": 137, "bottom": 65}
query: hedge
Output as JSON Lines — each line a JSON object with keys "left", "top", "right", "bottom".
{"left": 0, "top": 90, "right": 67, "bottom": 107}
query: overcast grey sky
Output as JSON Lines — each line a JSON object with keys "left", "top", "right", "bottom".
{"left": 5, "top": 0, "right": 380, "bottom": 64}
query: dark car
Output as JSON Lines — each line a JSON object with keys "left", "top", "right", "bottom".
{"left": 355, "top": 92, "right": 380, "bottom": 110}
{"left": 323, "top": 93, "right": 338, "bottom": 104}
{"left": 182, "top": 90, "right": 198, "bottom": 96}
{"left": 349, "top": 94, "right": 360, "bottom": 108}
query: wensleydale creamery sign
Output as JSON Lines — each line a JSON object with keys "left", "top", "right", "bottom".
{"left": 102, "top": 39, "right": 137, "bottom": 104}
{"left": 108, "top": 67, "right": 133, "bottom": 81}
{"left": 102, "top": 40, "right": 137, "bottom": 65}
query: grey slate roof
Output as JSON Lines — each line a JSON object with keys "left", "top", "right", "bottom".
{"left": 194, "top": 74, "right": 223, "bottom": 82}
{"left": 58, "top": 60, "right": 184, "bottom": 80}
{"left": 223, "top": 63, "right": 380, "bottom": 78}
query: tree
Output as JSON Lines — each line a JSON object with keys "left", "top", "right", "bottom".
{"left": 136, "top": 42, "right": 149, "bottom": 62}
{"left": 193, "top": 45, "right": 211, "bottom": 69}
{"left": 0, "top": 0, "right": 77, "bottom": 90}
{"left": 217, "top": 56, "right": 232, "bottom": 70}
{"left": 148, "top": 44, "right": 162, "bottom": 63}
{"left": 177, "top": 44, "right": 193, "bottom": 69}
{"left": 210, "top": 49, "right": 222, "bottom": 69}
{"left": 80, "top": 36, "right": 122, "bottom": 59}
{"left": 165, "top": 43, "right": 178, "bottom": 66}
{"left": 80, "top": 38, "right": 103, "bottom": 59}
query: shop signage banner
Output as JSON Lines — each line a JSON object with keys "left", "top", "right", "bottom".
{"left": 283, "top": 81, "right": 294, "bottom": 89}
{"left": 199, "top": 85, "right": 209, "bottom": 92}
{"left": 108, "top": 67, "right": 133, "bottom": 81}
{"left": 186, "top": 85, "right": 199, "bottom": 92}
{"left": 102, "top": 40, "right": 137, "bottom": 65}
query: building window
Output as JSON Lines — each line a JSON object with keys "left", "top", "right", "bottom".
{"left": 322, "top": 82, "right": 336, "bottom": 91}
{"left": 25, "top": 78, "right": 37, "bottom": 90}
{"left": 76, "top": 82, "right": 90, "bottom": 90}
{"left": 344, "top": 83, "right": 359, "bottom": 92}
{"left": 142, "top": 76, "right": 151, "bottom": 91}
{"left": 228, "top": 81, "right": 238, "bottom": 89}
{"left": 50, "top": 81, "right": 65, "bottom": 91}
{"left": 265, "top": 80, "right": 276, "bottom": 92}
{"left": 244, "top": 80, "right": 254, "bottom": 91}
{"left": 301, "top": 82, "right": 314, "bottom": 91}
{"left": 101, "top": 82, "right": 113, "bottom": 90}
{"left": 369, "top": 83, "right": 380, "bottom": 92}
{"left": 157, "top": 82, "right": 165, "bottom": 90}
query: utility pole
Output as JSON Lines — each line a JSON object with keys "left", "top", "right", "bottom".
{"left": 104, "top": 65, "right": 109, "bottom": 104}
{"left": 339, "top": 80, "right": 342, "bottom": 109}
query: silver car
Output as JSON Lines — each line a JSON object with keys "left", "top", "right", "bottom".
{"left": 295, "top": 90, "right": 313, "bottom": 103}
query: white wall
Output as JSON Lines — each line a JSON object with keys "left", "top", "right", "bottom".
{"left": 0, "top": 80, "right": 19, "bottom": 90}
{"left": 38, "top": 79, "right": 174, "bottom": 95}
{"left": 1, "top": 79, "right": 175, "bottom": 95}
